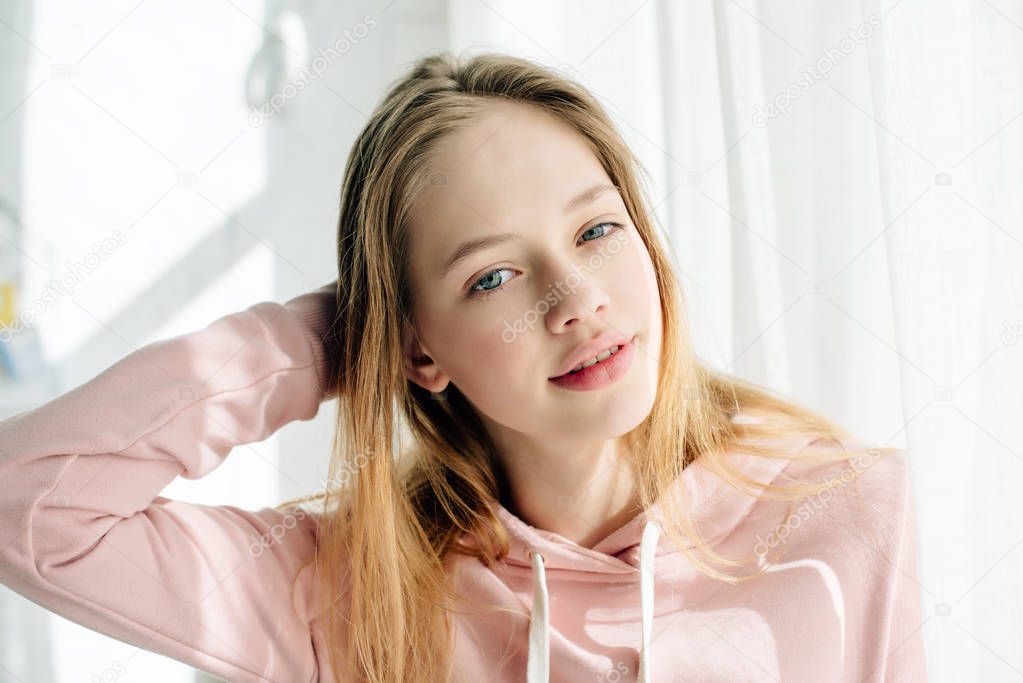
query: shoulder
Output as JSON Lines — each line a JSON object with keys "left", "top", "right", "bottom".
{"left": 773, "top": 432, "right": 909, "bottom": 495}
{"left": 774, "top": 439, "right": 914, "bottom": 557}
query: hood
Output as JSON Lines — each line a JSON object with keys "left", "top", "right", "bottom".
{"left": 496, "top": 431, "right": 798, "bottom": 575}
{"left": 489, "top": 414, "right": 815, "bottom": 683}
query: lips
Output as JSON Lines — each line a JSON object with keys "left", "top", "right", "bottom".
{"left": 550, "top": 331, "right": 634, "bottom": 379}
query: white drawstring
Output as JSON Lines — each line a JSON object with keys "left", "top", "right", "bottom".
{"left": 527, "top": 549, "right": 550, "bottom": 683}
{"left": 637, "top": 520, "right": 661, "bottom": 683}
{"left": 526, "top": 520, "right": 661, "bottom": 683}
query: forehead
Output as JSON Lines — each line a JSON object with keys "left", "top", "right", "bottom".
{"left": 408, "top": 100, "right": 613, "bottom": 257}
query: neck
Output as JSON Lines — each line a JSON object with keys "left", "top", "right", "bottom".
{"left": 494, "top": 434, "right": 643, "bottom": 549}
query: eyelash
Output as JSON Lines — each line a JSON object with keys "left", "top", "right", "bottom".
{"left": 467, "top": 221, "right": 625, "bottom": 300}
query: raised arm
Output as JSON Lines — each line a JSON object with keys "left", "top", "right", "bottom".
{"left": 0, "top": 283, "right": 340, "bottom": 682}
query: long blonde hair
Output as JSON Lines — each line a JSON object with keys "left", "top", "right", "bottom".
{"left": 278, "top": 51, "right": 893, "bottom": 683}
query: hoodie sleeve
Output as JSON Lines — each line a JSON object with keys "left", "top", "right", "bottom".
{"left": 0, "top": 284, "right": 339, "bottom": 683}
{"left": 881, "top": 453, "right": 930, "bottom": 682}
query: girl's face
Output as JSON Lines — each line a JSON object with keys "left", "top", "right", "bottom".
{"left": 403, "top": 99, "right": 663, "bottom": 446}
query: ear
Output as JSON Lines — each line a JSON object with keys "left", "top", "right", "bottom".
{"left": 402, "top": 321, "right": 450, "bottom": 393}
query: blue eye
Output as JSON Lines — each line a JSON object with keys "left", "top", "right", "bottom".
{"left": 469, "top": 268, "right": 515, "bottom": 300}
{"left": 467, "top": 221, "right": 625, "bottom": 300}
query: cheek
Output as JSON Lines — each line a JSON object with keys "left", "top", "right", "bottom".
{"left": 612, "top": 237, "right": 660, "bottom": 319}
{"left": 428, "top": 300, "right": 537, "bottom": 391}
{"left": 464, "top": 340, "right": 535, "bottom": 401}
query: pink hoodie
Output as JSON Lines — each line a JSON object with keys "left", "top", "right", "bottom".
{"left": 0, "top": 288, "right": 929, "bottom": 682}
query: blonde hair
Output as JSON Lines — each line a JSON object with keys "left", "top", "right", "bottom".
{"left": 277, "top": 51, "right": 893, "bottom": 683}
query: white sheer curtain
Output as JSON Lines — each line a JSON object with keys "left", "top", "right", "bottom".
{"left": 447, "top": 0, "right": 1022, "bottom": 680}
{"left": 3, "top": 1, "right": 1020, "bottom": 681}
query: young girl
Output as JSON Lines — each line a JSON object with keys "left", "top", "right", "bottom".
{"left": 0, "top": 52, "right": 926, "bottom": 683}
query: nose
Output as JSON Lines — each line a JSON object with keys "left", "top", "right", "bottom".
{"left": 545, "top": 275, "right": 612, "bottom": 333}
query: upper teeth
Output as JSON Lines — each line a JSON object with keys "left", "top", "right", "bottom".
{"left": 569, "top": 345, "right": 620, "bottom": 373}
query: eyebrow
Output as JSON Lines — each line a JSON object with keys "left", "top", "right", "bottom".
{"left": 439, "top": 182, "right": 621, "bottom": 279}
{"left": 562, "top": 182, "right": 619, "bottom": 216}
